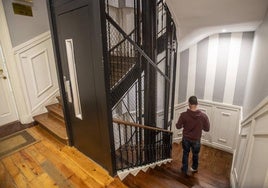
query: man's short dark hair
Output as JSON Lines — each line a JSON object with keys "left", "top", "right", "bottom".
{"left": 188, "top": 96, "right": 198, "bottom": 105}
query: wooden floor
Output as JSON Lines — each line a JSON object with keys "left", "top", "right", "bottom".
{"left": 122, "top": 142, "right": 233, "bottom": 188}
{"left": 0, "top": 126, "right": 233, "bottom": 188}
{"left": 0, "top": 126, "right": 127, "bottom": 188}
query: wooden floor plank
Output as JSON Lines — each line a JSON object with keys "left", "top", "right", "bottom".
{"left": 0, "top": 126, "right": 126, "bottom": 188}
{"left": 23, "top": 145, "right": 46, "bottom": 164}
{"left": 29, "top": 173, "right": 58, "bottom": 188}
{"left": 0, "top": 125, "right": 232, "bottom": 188}
{"left": 2, "top": 156, "right": 20, "bottom": 177}
{"left": 0, "top": 161, "right": 16, "bottom": 188}
{"left": 13, "top": 173, "right": 30, "bottom": 188}
{"left": 19, "top": 150, "right": 43, "bottom": 176}
{"left": 61, "top": 146, "right": 114, "bottom": 186}
{"left": 41, "top": 160, "right": 74, "bottom": 188}
{"left": 11, "top": 152, "right": 38, "bottom": 182}
{"left": 34, "top": 141, "right": 103, "bottom": 188}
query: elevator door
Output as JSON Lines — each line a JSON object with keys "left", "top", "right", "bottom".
{"left": 49, "top": 0, "right": 114, "bottom": 174}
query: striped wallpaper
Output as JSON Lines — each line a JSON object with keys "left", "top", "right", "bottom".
{"left": 178, "top": 32, "right": 254, "bottom": 106}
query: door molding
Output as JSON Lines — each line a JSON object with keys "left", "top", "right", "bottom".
{"left": 0, "top": 0, "right": 31, "bottom": 124}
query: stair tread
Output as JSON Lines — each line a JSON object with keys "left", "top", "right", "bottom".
{"left": 124, "top": 170, "right": 175, "bottom": 188}
{"left": 46, "top": 103, "right": 64, "bottom": 120}
{"left": 153, "top": 165, "right": 194, "bottom": 187}
{"left": 34, "top": 113, "right": 68, "bottom": 140}
{"left": 149, "top": 167, "right": 189, "bottom": 188}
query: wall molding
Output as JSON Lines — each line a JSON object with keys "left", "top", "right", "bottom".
{"left": 231, "top": 97, "right": 268, "bottom": 187}
{"left": 173, "top": 99, "right": 241, "bottom": 154}
{"left": 242, "top": 96, "right": 268, "bottom": 125}
{"left": 29, "top": 48, "right": 53, "bottom": 97}
{"left": 13, "top": 31, "right": 59, "bottom": 120}
{"left": 13, "top": 31, "right": 51, "bottom": 55}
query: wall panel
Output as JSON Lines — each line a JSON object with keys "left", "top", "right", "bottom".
{"left": 14, "top": 32, "right": 59, "bottom": 116}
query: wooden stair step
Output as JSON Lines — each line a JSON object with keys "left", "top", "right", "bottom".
{"left": 46, "top": 103, "right": 64, "bottom": 122}
{"left": 153, "top": 165, "right": 193, "bottom": 187}
{"left": 34, "top": 113, "right": 68, "bottom": 144}
{"left": 124, "top": 170, "right": 170, "bottom": 188}
{"left": 123, "top": 173, "right": 150, "bottom": 188}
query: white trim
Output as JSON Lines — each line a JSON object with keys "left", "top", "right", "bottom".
{"left": 117, "top": 159, "right": 172, "bottom": 180}
{"left": 173, "top": 99, "right": 241, "bottom": 153}
{"left": 178, "top": 21, "right": 260, "bottom": 53}
{"left": 29, "top": 48, "right": 53, "bottom": 97}
{"left": 31, "top": 89, "right": 60, "bottom": 116}
{"left": 12, "top": 29, "right": 59, "bottom": 121}
{"left": 263, "top": 169, "right": 268, "bottom": 188}
{"left": 242, "top": 96, "right": 268, "bottom": 124}
{"left": 175, "top": 99, "right": 241, "bottom": 111}
{"left": 31, "top": 89, "right": 59, "bottom": 113}
{"left": 13, "top": 31, "right": 51, "bottom": 54}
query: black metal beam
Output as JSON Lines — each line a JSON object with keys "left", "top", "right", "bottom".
{"left": 142, "top": 0, "right": 157, "bottom": 163}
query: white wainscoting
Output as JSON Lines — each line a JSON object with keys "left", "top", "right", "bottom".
{"left": 231, "top": 96, "right": 268, "bottom": 188}
{"left": 172, "top": 100, "right": 241, "bottom": 153}
{"left": 14, "top": 31, "right": 59, "bottom": 117}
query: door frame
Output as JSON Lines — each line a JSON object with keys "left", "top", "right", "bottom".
{"left": 0, "top": 0, "right": 32, "bottom": 124}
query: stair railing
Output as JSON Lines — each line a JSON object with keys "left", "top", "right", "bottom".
{"left": 106, "top": 14, "right": 169, "bottom": 82}
{"left": 113, "top": 118, "right": 173, "bottom": 171}
{"left": 104, "top": 0, "right": 178, "bottom": 173}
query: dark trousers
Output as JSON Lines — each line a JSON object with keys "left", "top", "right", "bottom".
{"left": 181, "top": 138, "right": 201, "bottom": 173}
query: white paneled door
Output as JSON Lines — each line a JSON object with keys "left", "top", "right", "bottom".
{"left": 0, "top": 44, "right": 18, "bottom": 126}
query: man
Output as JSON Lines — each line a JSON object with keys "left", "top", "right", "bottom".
{"left": 176, "top": 96, "right": 210, "bottom": 175}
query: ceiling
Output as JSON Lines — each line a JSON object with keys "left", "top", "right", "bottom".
{"left": 166, "top": 0, "right": 268, "bottom": 51}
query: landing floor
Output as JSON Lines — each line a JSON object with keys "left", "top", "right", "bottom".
{"left": 0, "top": 126, "right": 126, "bottom": 188}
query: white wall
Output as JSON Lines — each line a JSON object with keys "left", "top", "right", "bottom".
{"left": 178, "top": 32, "right": 254, "bottom": 106}
{"left": 2, "top": 0, "right": 50, "bottom": 47}
{"left": 231, "top": 9, "right": 268, "bottom": 188}
{"left": 231, "top": 96, "right": 268, "bottom": 188}
{"left": 243, "top": 10, "right": 268, "bottom": 117}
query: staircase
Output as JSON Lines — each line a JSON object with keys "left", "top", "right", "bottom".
{"left": 34, "top": 96, "right": 69, "bottom": 145}
{"left": 122, "top": 143, "right": 233, "bottom": 188}
{"left": 123, "top": 163, "right": 190, "bottom": 188}
{"left": 105, "top": 0, "right": 178, "bottom": 178}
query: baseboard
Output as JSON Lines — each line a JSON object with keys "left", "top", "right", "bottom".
{"left": 0, "top": 121, "right": 35, "bottom": 138}
{"left": 230, "top": 170, "right": 237, "bottom": 188}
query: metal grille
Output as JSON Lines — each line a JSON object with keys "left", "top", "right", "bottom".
{"left": 113, "top": 119, "right": 173, "bottom": 171}
{"left": 104, "top": 0, "right": 178, "bottom": 172}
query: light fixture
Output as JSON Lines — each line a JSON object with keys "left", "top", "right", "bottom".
{"left": 222, "top": 29, "right": 227, "bottom": 33}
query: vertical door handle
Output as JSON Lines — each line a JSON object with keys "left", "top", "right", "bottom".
{"left": 65, "top": 39, "right": 83, "bottom": 120}
{"left": 64, "top": 76, "right": 72, "bottom": 103}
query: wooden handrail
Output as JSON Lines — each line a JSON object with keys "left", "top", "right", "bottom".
{"left": 113, "top": 118, "right": 173, "bottom": 134}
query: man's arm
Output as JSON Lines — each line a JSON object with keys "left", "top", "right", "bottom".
{"left": 203, "top": 115, "right": 210, "bottom": 132}
{"left": 176, "top": 114, "right": 184, "bottom": 129}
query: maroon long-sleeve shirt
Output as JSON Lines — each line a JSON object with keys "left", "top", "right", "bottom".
{"left": 176, "top": 109, "right": 210, "bottom": 141}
